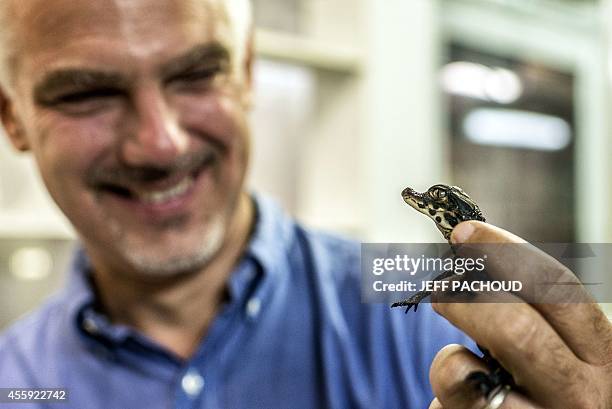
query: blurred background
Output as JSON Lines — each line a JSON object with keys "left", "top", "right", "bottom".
{"left": 1, "top": 0, "right": 612, "bottom": 327}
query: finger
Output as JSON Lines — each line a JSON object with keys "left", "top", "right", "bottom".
{"left": 451, "top": 221, "right": 612, "bottom": 365}
{"left": 430, "top": 344, "right": 490, "bottom": 409}
{"left": 451, "top": 221, "right": 585, "bottom": 304}
{"left": 430, "top": 344, "right": 542, "bottom": 409}
{"left": 432, "top": 294, "right": 595, "bottom": 408}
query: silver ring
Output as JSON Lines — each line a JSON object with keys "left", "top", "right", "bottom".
{"left": 482, "top": 385, "right": 511, "bottom": 409}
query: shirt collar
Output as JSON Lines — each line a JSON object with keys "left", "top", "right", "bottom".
{"left": 225, "top": 193, "right": 295, "bottom": 302}
{"left": 243, "top": 193, "right": 295, "bottom": 281}
{"left": 63, "top": 193, "right": 296, "bottom": 340}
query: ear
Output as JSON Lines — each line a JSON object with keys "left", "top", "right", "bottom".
{"left": 0, "top": 88, "right": 29, "bottom": 151}
{"left": 244, "top": 29, "right": 254, "bottom": 88}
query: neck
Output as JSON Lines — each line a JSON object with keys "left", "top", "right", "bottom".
{"left": 87, "top": 193, "right": 255, "bottom": 359}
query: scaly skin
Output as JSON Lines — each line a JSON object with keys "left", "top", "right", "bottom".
{"left": 391, "top": 184, "right": 515, "bottom": 399}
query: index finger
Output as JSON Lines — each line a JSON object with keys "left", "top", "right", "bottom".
{"left": 450, "top": 221, "right": 612, "bottom": 366}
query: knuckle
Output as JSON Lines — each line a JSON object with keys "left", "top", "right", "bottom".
{"left": 570, "top": 368, "right": 606, "bottom": 409}
{"left": 495, "top": 308, "right": 541, "bottom": 359}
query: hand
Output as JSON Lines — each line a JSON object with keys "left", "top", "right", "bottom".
{"left": 428, "top": 221, "right": 612, "bottom": 409}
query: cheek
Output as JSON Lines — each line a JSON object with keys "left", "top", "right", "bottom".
{"left": 28, "top": 114, "right": 115, "bottom": 189}
{"left": 176, "top": 93, "right": 249, "bottom": 150}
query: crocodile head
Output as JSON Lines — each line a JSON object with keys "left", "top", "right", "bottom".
{"left": 401, "top": 184, "right": 485, "bottom": 240}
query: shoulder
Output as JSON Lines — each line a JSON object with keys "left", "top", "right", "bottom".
{"left": 305, "top": 225, "right": 472, "bottom": 336}
{"left": 281, "top": 210, "right": 469, "bottom": 340}
{"left": 294, "top": 224, "right": 474, "bottom": 404}
{"left": 294, "top": 226, "right": 360, "bottom": 282}
{"left": 0, "top": 294, "right": 70, "bottom": 386}
{"left": 254, "top": 194, "right": 360, "bottom": 284}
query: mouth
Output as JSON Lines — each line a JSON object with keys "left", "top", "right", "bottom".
{"left": 94, "top": 153, "right": 215, "bottom": 218}
{"left": 101, "top": 172, "right": 196, "bottom": 204}
{"left": 401, "top": 187, "right": 427, "bottom": 210}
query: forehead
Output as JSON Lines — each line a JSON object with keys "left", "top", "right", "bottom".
{"left": 10, "top": 0, "right": 234, "bottom": 78}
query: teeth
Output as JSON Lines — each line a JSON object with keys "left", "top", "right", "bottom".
{"left": 136, "top": 176, "right": 194, "bottom": 204}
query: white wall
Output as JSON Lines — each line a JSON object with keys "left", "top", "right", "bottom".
{"left": 361, "top": 0, "right": 447, "bottom": 242}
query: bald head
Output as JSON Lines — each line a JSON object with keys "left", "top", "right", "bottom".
{"left": 0, "top": 0, "right": 252, "bottom": 94}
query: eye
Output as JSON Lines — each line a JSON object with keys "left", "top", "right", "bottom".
{"left": 52, "top": 88, "right": 122, "bottom": 105}
{"left": 41, "top": 88, "right": 124, "bottom": 115}
{"left": 174, "top": 69, "right": 216, "bottom": 82}
{"left": 167, "top": 63, "right": 226, "bottom": 87}
{"left": 429, "top": 189, "right": 447, "bottom": 200}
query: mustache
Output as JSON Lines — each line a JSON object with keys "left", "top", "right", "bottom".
{"left": 86, "top": 149, "right": 216, "bottom": 188}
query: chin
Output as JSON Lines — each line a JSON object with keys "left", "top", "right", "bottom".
{"left": 112, "top": 215, "right": 227, "bottom": 278}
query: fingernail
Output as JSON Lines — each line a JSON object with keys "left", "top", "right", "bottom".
{"left": 451, "top": 222, "right": 475, "bottom": 244}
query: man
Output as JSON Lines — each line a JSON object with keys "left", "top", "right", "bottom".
{"left": 0, "top": 0, "right": 610, "bottom": 408}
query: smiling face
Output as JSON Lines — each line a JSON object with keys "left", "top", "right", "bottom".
{"left": 0, "top": 0, "right": 254, "bottom": 277}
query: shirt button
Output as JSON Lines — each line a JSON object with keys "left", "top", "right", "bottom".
{"left": 181, "top": 369, "right": 204, "bottom": 397}
{"left": 246, "top": 297, "right": 261, "bottom": 318}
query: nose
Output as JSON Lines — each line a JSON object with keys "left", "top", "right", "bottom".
{"left": 401, "top": 187, "right": 415, "bottom": 198}
{"left": 120, "top": 88, "right": 189, "bottom": 167}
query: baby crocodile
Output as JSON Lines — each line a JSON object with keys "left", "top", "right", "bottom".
{"left": 391, "top": 184, "right": 515, "bottom": 399}
{"left": 391, "top": 184, "right": 485, "bottom": 312}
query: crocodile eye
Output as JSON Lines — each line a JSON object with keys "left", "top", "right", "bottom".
{"left": 430, "top": 188, "right": 446, "bottom": 200}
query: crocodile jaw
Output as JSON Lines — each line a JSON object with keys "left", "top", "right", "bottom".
{"left": 401, "top": 187, "right": 453, "bottom": 239}
{"left": 401, "top": 187, "right": 430, "bottom": 217}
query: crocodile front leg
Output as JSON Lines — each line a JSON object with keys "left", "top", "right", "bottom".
{"left": 390, "top": 269, "right": 455, "bottom": 312}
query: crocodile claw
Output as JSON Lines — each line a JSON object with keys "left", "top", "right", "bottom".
{"left": 390, "top": 290, "right": 432, "bottom": 313}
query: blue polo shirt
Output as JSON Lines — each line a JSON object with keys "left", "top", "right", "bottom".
{"left": 0, "top": 195, "right": 471, "bottom": 409}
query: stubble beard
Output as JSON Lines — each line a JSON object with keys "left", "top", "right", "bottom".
{"left": 106, "top": 212, "right": 227, "bottom": 278}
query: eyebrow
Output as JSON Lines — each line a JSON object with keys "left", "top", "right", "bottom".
{"left": 34, "top": 70, "right": 127, "bottom": 103}
{"left": 159, "top": 42, "right": 231, "bottom": 78}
